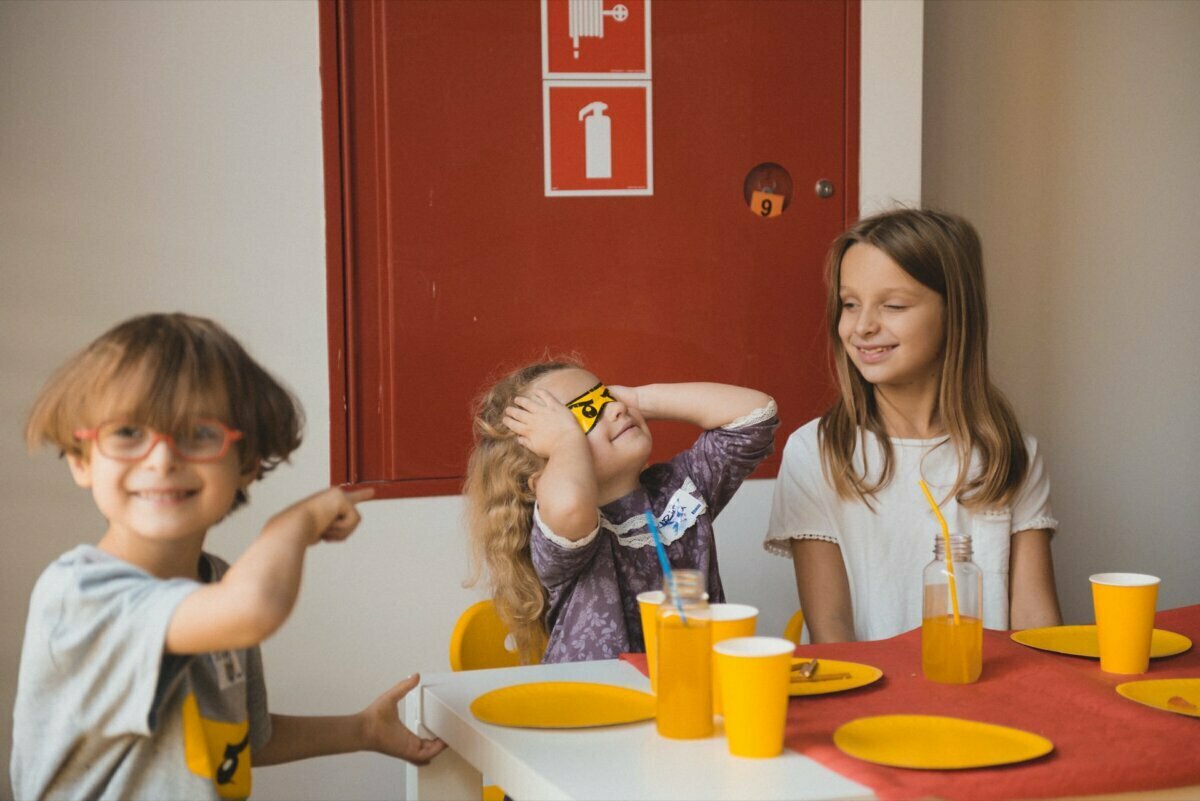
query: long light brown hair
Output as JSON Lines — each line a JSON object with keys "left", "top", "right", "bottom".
{"left": 818, "top": 208, "right": 1028, "bottom": 509}
{"left": 463, "top": 359, "right": 579, "bottom": 663}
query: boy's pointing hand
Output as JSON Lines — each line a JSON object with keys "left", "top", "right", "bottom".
{"left": 306, "top": 486, "right": 375, "bottom": 544}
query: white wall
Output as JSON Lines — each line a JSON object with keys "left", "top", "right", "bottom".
{"left": 0, "top": 1, "right": 922, "bottom": 798}
{"left": 923, "top": 0, "right": 1200, "bottom": 623}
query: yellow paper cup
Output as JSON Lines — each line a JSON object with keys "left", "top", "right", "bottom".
{"left": 709, "top": 603, "right": 758, "bottom": 715}
{"left": 1090, "top": 572, "right": 1160, "bottom": 675}
{"left": 713, "top": 636, "right": 795, "bottom": 758}
{"left": 637, "top": 590, "right": 664, "bottom": 692}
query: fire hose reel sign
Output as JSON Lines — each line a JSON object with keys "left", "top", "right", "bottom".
{"left": 542, "top": 0, "right": 650, "bottom": 78}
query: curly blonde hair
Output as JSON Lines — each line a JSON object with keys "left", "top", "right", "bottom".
{"left": 463, "top": 359, "right": 579, "bottom": 664}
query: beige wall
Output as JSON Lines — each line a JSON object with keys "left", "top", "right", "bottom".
{"left": 0, "top": 2, "right": 923, "bottom": 798}
{"left": 923, "top": 0, "right": 1200, "bottom": 622}
{"left": 861, "top": 0, "right": 924, "bottom": 211}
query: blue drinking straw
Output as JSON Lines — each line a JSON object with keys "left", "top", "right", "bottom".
{"left": 644, "top": 510, "right": 687, "bottom": 623}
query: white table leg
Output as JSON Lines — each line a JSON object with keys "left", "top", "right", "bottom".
{"left": 405, "top": 683, "right": 482, "bottom": 801}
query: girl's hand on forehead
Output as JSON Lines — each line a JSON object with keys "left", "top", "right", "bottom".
{"left": 606, "top": 384, "right": 641, "bottom": 410}
{"left": 503, "top": 387, "right": 583, "bottom": 458}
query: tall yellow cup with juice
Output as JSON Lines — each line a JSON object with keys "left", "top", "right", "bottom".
{"left": 655, "top": 570, "right": 713, "bottom": 739}
{"left": 637, "top": 590, "right": 665, "bottom": 692}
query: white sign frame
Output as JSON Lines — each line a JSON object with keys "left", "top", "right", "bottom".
{"left": 541, "top": 0, "right": 653, "bottom": 80}
{"left": 543, "top": 80, "right": 654, "bottom": 197}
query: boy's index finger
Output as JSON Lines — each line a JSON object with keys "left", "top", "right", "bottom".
{"left": 341, "top": 487, "right": 376, "bottom": 505}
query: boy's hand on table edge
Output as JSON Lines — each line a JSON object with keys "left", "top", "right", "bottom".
{"left": 362, "top": 674, "right": 447, "bottom": 765}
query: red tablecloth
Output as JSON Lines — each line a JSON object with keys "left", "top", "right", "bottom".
{"left": 623, "top": 604, "right": 1200, "bottom": 801}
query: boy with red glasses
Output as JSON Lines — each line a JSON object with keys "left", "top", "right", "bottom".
{"left": 13, "top": 313, "right": 443, "bottom": 800}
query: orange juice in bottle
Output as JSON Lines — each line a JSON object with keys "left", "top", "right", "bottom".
{"left": 922, "top": 614, "right": 983, "bottom": 683}
{"left": 921, "top": 534, "right": 983, "bottom": 684}
{"left": 655, "top": 569, "right": 713, "bottom": 739}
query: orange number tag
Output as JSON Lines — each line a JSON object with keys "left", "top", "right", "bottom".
{"left": 750, "top": 190, "right": 784, "bottom": 218}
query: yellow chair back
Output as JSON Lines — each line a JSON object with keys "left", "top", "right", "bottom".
{"left": 783, "top": 609, "right": 806, "bottom": 645}
{"left": 449, "top": 600, "right": 524, "bottom": 801}
{"left": 449, "top": 599, "right": 524, "bottom": 672}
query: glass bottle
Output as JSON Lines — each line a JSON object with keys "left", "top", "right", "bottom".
{"left": 655, "top": 569, "right": 713, "bottom": 738}
{"left": 921, "top": 534, "right": 983, "bottom": 684}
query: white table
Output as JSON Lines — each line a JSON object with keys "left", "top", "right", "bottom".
{"left": 404, "top": 659, "right": 873, "bottom": 801}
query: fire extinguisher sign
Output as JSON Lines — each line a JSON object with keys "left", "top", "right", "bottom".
{"left": 541, "top": 0, "right": 651, "bottom": 79}
{"left": 543, "top": 81, "right": 653, "bottom": 196}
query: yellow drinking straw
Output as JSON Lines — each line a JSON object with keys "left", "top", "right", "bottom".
{"left": 919, "top": 479, "right": 961, "bottom": 624}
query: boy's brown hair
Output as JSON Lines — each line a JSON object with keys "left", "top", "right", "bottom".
{"left": 26, "top": 313, "right": 303, "bottom": 509}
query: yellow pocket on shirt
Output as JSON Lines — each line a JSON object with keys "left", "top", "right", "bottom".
{"left": 182, "top": 692, "right": 252, "bottom": 799}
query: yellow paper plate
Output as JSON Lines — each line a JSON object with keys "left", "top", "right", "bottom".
{"left": 789, "top": 658, "right": 883, "bottom": 696}
{"left": 1010, "top": 625, "right": 1192, "bottom": 659}
{"left": 470, "top": 682, "right": 655, "bottom": 728}
{"left": 834, "top": 714, "right": 1054, "bottom": 770}
{"left": 1116, "top": 678, "right": 1200, "bottom": 718}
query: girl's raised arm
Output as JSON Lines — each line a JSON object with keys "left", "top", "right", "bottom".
{"left": 504, "top": 387, "right": 599, "bottom": 542}
{"left": 614, "top": 383, "right": 773, "bottom": 430}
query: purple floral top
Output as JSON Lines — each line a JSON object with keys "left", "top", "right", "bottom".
{"left": 530, "top": 408, "right": 778, "bottom": 663}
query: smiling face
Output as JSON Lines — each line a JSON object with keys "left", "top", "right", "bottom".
{"left": 837, "top": 243, "right": 946, "bottom": 393}
{"left": 66, "top": 393, "right": 254, "bottom": 569}
{"left": 532, "top": 367, "right": 652, "bottom": 498}
{"left": 68, "top": 425, "right": 252, "bottom": 558}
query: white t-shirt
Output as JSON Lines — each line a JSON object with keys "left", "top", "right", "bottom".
{"left": 764, "top": 419, "right": 1057, "bottom": 641}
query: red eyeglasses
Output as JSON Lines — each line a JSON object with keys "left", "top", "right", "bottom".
{"left": 73, "top": 420, "right": 244, "bottom": 463}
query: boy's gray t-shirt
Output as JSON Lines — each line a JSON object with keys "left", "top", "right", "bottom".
{"left": 11, "top": 545, "right": 271, "bottom": 800}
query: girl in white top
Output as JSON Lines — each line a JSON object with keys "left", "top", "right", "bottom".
{"left": 764, "top": 209, "right": 1063, "bottom": 642}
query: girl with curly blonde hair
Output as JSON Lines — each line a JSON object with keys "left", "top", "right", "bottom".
{"left": 466, "top": 359, "right": 777, "bottom": 664}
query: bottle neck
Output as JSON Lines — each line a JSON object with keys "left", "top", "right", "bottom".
{"left": 933, "top": 534, "right": 973, "bottom": 561}
{"left": 663, "top": 568, "right": 708, "bottom": 604}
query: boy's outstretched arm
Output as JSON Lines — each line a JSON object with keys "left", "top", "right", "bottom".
{"left": 254, "top": 674, "right": 446, "bottom": 767}
{"left": 165, "top": 487, "right": 374, "bottom": 655}
{"left": 612, "top": 383, "right": 773, "bottom": 430}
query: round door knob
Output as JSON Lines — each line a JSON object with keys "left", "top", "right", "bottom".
{"left": 815, "top": 180, "right": 835, "bottom": 199}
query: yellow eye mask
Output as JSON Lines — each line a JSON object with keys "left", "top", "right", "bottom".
{"left": 566, "top": 383, "right": 615, "bottom": 434}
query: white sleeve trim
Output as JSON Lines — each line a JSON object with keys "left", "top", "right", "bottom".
{"left": 762, "top": 530, "right": 839, "bottom": 558}
{"left": 533, "top": 503, "right": 600, "bottom": 550}
{"left": 720, "top": 398, "right": 778, "bottom": 430}
{"left": 1013, "top": 516, "right": 1058, "bottom": 535}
